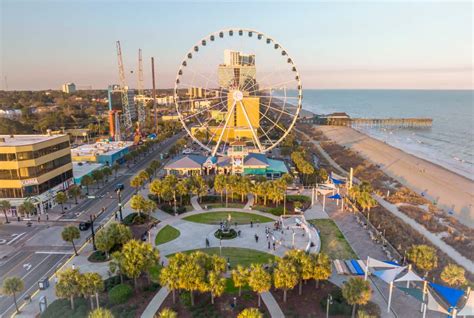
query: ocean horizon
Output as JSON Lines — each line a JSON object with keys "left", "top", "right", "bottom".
{"left": 301, "top": 89, "right": 474, "bottom": 179}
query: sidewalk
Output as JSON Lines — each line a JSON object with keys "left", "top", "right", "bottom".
{"left": 16, "top": 243, "right": 111, "bottom": 318}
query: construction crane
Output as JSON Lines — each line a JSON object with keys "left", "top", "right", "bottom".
{"left": 136, "top": 48, "right": 146, "bottom": 126}
{"left": 116, "top": 41, "right": 133, "bottom": 134}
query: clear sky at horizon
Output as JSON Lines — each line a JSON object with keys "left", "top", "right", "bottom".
{"left": 1, "top": 0, "right": 472, "bottom": 90}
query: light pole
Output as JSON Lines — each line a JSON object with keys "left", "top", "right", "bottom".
{"left": 283, "top": 191, "right": 286, "bottom": 216}
{"left": 326, "top": 294, "right": 333, "bottom": 318}
{"left": 90, "top": 214, "right": 97, "bottom": 251}
{"left": 117, "top": 189, "right": 123, "bottom": 221}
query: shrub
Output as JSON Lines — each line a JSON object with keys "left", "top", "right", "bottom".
{"left": 160, "top": 204, "right": 186, "bottom": 214}
{"left": 287, "top": 195, "right": 311, "bottom": 203}
{"left": 214, "top": 229, "right": 237, "bottom": 239}
{"left": 108, "top": 283, "right": 133, "bottom": 305}
{"left": 122, "top": 212, "right": 148, "bottom": 225}
{"left": 200, "top": 195, "right": 221, "bottom": 203}
{"left": 358, "top": 302, "right": 381, "bottom": 318}
{"left": 87, "top": 251, "right": 107, "bottom": 263}
{"left": 41, "top": 298, "right": 89, "bottom": 318}
{"left": 104, "top": 275, "right": 122, "bottom": 291}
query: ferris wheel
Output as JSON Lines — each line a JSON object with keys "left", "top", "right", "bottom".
{"left": 174, "top": 28, "right": 302, "bottom": 157}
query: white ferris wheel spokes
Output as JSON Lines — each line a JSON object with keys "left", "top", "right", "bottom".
{"left": 174, "top": 28, "right": 302, "bottom": 157}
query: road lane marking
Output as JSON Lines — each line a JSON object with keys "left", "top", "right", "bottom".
{"left": 35, "top": 251, "right": 74, "bottom": 255}
{"left": 6, "top": 232, "right": 26, "bottom": 245}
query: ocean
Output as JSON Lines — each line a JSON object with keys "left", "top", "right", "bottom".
{"left": 301, "top": 90, "right": 474, "bottom": 179}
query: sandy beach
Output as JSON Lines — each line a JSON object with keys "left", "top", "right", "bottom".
{"left": 317, "top": 126, "right": 474, "bottom": 228}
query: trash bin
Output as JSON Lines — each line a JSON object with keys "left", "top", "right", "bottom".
{"left": 38, "top": 277, "right": 49, "bottom": 290}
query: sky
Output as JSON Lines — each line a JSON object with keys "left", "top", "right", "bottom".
{"left": 1, "top": 0, "right": 473, "bottom": 90}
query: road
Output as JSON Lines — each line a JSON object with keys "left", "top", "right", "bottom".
{"left": 0, "top": 133, "right": 183, "bottom": 317}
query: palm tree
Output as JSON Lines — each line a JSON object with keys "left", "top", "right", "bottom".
{"left": 313, "top": 253, "right": 332, "bottom": 288}
{"left": 68, "top": 185, "right": 82, "bottom": 204}
{"left": 18, "top": 200, "right": 36, "bottom": 217}
{"left": 231, "top": 265, "right": 249, "bottom": 296}
{"left": 2, "top": 277, "right": 24, "bottom": 313}
{"left": 130, "top": 194, "right": 147, "bottom": 216}
{"left": 149, "top": 160, "right": 161, "bottom": 177}
{"left": 176, "top": 179, "right": 189, "bottom": 205}
{"left": 407, "top": 244, "right": 438, "bottom": 277}
{"left": 112, "top": 162, "right": 120, "bottom": 179}
{"left": 342, "top": 277, "right": 372, "bottom": 318}
{"left": 91, "top": 169, "right": 104, "bottom": 188}
{"left": 138, "top": 170, "right": 150, "bottom": 186}
{"left": 145, "top": 167, "right": 154, "bottom": 182}
{"left": 150, "top": 179, "right": 163, "bottom": 203}
{"left": 238, "top": 308, "right": 263, "bottom": 318}
{"left": 130, "top": 175, "right": 144, "bottom": 193}
{"left": 248, "top": 264, "right": 272, "bottom": 307}
{"left": 55, "top": 268, "right": 82, "bottom": 310}
{"left": 88, "top": 308, "right": 114, "bottom": 318}
{"left": 274, "top": 258, "right": 299, "bottom": 303}
{"left": 160, "top": 256, "right": 182, "bottom": 303}
{"left": 61, "top": 226, "right": 81, "bottom": 255}
{"left": 0, "top": 200, "right": 11, "bottom": 223}
{"left": 81, "top": 175, "right": 93, "bottom": 194}
{"left": 55, "top": 192, "right": 68, "bottom": 214}
{"left": 207, "top": 271, "right": 226, "bottom": 304}
{"left": 214, "top": 175, "right": 227, "bottom": 202}
{"left": 102, "top": 167, "right": 112, "bottom": 183}
{"left": 441, "top": 264, "right": 466, "bottom": 287}
{"left": 157, "top": 308, "right": 177, "bottom": 318}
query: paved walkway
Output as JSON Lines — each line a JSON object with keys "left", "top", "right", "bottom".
{"left": 375, "top": 195, "right": 474, "bottom": 273}
{"left": 244, "top": 194, "right": 254, "bottom": 209}
{"left": 190, "top": 196, "right": 203, "bottom": 211}
{"left": 261, "top": 292, "right": 285, "bottom": 318}
{"left": 141, "top": 287, "right": 170, "bottom": 318}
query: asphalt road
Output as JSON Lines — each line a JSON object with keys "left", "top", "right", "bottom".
{"left": 0, "top": 133, "right": 184, "bottom": 317}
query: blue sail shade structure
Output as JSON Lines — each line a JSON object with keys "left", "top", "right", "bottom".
{"left": 328, "top": 193, "right": 342, "bottom": 200}
{"left": 331, "top": 177, "right": 346, "bottom": 185}
{"left": 429, "top": 282, "right": 465, "bottom": 308}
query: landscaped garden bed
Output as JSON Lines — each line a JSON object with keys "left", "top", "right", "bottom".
{"left": 309, "top": 219, "right": 357, "bottom": 260}
{"left": 158, "top": 286, "right": 270, "bottom": 318}
{"left": 200, "top": 194, "right": 247, "bottom": 209}
{"left": 183, "top": 211, "right": 273, "bottom": 225}
{"left": 155, "top": 225, "right": 181, "bottom": 245}
{"left": 272, "top": 281, "right": 349, "bottom": 317}
{"left": 166, "top": 247, "right": 277, "bottom": 268}
{"left": 41, "top": 276, "right": 159, "bottom": 318}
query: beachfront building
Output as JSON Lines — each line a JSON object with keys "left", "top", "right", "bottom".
{"left": 164, "top": 142, "right": 288, "bottom": 178}
{"left": 0, "top": 134, "right": 73, "bottom": 214}
{"left": 71, "top": 140, "right": 133, "bottom": 166}
{"left": 72, "top": 162, "right": 103, "bottom": 184}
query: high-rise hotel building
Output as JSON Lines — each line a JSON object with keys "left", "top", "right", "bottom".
{"left": 0, "top": 134, "right": 73, "bottom": 215}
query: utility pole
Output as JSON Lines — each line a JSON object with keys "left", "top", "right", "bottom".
{"left": 151, "top": 57, "right": 157, "bottom": 132}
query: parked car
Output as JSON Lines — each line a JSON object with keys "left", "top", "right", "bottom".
{"left": 79, "top": 221, "right": 92, "bottom": 231}
{"left": 115, "top": 183, "right": 124, "bottom": 191}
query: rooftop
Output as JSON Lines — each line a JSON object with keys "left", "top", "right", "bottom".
{"left": 72, "top": 162, "right": 103, "bottom": 179}
{"left": 0, "top": 134, "right": 67, "bottom": 147}
{"left": 71, "top": 141, "right": 133, "bottom": 157}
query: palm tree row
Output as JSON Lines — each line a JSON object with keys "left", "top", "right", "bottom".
{"left": 150, "top": 174, "right": 208, "bottom": 208}
{"left": 348, "top": 181, "right": 378, "bottom": 221}
{"left": 214, "top": 175, "right": 292, "bottom": 206}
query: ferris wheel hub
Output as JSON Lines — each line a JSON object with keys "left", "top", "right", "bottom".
{"left": 232, "top": 90, "right": 244, "bottom": 102}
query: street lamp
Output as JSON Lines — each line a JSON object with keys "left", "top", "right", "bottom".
{"left": 326, "top": 294, "right": 333, "bottom": 318}
{"left": 117, "top": 189, "right": 123, "bottom": 221}
{"left": 90, "top": 214, "right": 97, "bottom": 251}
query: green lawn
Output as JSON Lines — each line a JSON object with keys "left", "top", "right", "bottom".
{"left": 183, "top": 211, "right": 273, "bottom": 225}
{"left": 166, "top": 247, "right": 277, "bottom": 267}
{"left": 204, "top": 202, "right": 246, "bottom": 209}
{"left": 309, "top": 219, "right": 357, "bottom": 260}
{"left": 155, "top": 225, "right": 181, "bottom": 245}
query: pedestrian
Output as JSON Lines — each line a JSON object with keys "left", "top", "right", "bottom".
{"left": 46, "top": 213, "right": 49, "bottom": 221}
{"left": 250, "top": 220, "right": 253, "bottom": 228}
{"left": 273, "top": 242, "right": 276, "bottom": 250}
{"left": 37, "top": 216, "right": 40, "bottom": 222}
{"left": 238, "top": 230, "right": 241, "bottom": 237}
{"left": 206, "top": 238, "right": 210, "bottom": 247}
{"left": 114, "top": 212, "right": 118, "bottom": 220}
{"left": 268, "top": 241, "right": 271, "bottom": 249}
{"left": 266, "top": 233, "right": 269, "bottom": 240}
{"left": 17, "top": 216, "right": 20, "bottom": 222}
{"left": 72, "top": 263, "right": 75, "bottom": 270}
{"left": 255, "top": 234, "right": 259, "bottom": 243}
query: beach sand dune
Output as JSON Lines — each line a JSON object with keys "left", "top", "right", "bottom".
{"left": 318, "top": 126, "right": 474, "bottom": 228}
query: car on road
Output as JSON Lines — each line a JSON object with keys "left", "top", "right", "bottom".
{"left": 79, "top": 221, "right": 92, "bottom": 231}
{"left": 115, "top": 183, "right": 125, "bottom": 191}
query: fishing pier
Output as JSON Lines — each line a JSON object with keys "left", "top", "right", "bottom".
{"left": 300, "top": 112, "right": 433, "bottom": 128}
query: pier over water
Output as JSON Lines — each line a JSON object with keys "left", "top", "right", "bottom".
{"left": 300, "top": 112, "right": 433, "bottom": 128}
